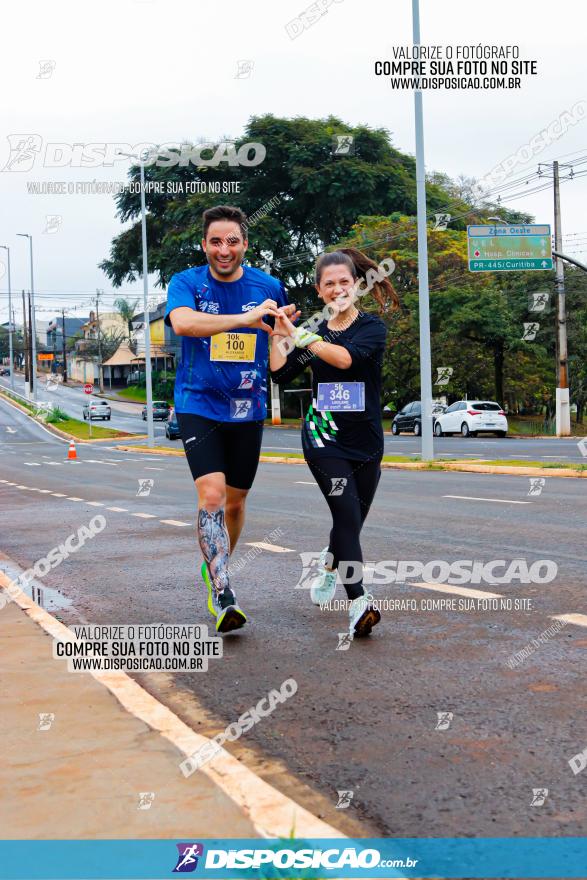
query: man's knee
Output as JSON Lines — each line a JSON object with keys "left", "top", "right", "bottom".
{"left": 196, "top": 476, "right": 226, "bottom": 510}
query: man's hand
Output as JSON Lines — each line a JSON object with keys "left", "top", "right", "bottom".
{"left": 239, "top": 298, "right": 280, "bottom": 333}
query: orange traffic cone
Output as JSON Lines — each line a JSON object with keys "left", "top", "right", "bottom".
{"left": 67, "top": 440, "right": 77, "bottom": 461}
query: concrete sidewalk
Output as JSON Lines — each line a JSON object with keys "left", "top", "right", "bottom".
{"left": 0, "top": 565, "right": 340, "bottom": 842}
{"left": 0, "top": 600, "right": 259, "bottom": 839}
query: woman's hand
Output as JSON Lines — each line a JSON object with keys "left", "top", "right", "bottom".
{"left": 272, "top": 308, "right": 300, "bottom": 338}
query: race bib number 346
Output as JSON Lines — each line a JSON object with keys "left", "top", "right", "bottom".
{"left": 210, "top": 332, "right": 257, "bottom": 362}
{"left": 317, "top": 382, "right": 365, "bottom": 411}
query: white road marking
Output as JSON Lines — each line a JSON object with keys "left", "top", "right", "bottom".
{"left": 24, "top": 462, "right": 41, "bottom": 466}
{"left": 265, "top": 446, "right": 304, "bottom": 452}
{"left": 66, "top": 496, "right": 84, "bottom": 501}
{"left": 132, "top": 512, "right": 157, "bottom": 519}
{"left": 245, "top": 541, "right": 294, "bottom": 553}
{"left": 46, "top": 461, "right": 62, "bottom": 466}
{"left": 144, "top": 466, "right": 164, "bottom": 471}
{"left": 159, "top": 519, "right": 191, "bottom": 527}
{"left": 38, "top": 489, "right": 51, "bottom": 494}
{"left": 551, "top": 613, "right": 587, "bottom": 628}
{"left": 443, "top": 495, "right": 533, "bottom": 505}
{"left": 295, "top": 481, "right": 317, "bottom": 486}
{"left": 412, "top": 581, "right": 503, "bottom": 600}
{"left": 51, "top": 493, "right": 67, "bottom": 497}
{"left": 84, "top": 459, "right": 118, "bottom": 466}
{"left": 86, "top": 501, "right": 104, "bottom": 507}
{"left": 6, "top": 427, "right": 17, "bottom": 434}
{"left": 107, "top": 506, "right": 128, "bottom": 512}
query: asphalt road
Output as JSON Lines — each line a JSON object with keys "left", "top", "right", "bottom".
{"left": 1, "top": 392, "right": 586, "bottom": 839}
{"left": 3, "top": 373, "right": 586, "bottom": 462}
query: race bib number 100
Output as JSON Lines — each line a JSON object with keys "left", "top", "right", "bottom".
{"left": 210, "top": 332, "right": 257, "bottom": 362}
{"left": 317, "top": 382, "right": 365, "bottom": 412}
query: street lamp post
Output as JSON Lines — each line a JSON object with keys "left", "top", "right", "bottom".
{"left": 412, "top": 0, "right": 434, "bottom": 459}
{"left": 117, "top": 151, "right": 154, "bottom": 447}
{"left": 16, "top": 233, "right": 37, "bottom": 400}
{"left": 0, "top": 245, "right": 15, "bottom": 391}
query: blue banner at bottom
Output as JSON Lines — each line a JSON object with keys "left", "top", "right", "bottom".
{"left": 1, "top": 838, "right": 586, "bottom": 879}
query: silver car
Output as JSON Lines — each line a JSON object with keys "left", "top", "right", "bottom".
{"left": 83, "top": 399, "right": 111, "bottom": 421}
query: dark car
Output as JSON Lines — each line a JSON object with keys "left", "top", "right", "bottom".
{"left": 165, "top": 410, "right": 181, "bottom": 440}
{"left": 391, "top": 400, "right": 446, "bottom": 436}
{"left": 142, "top": 400, "right": 170, "bottom": 421}
{"left": 0, "top": 367, "right": 10, "bottom": 376}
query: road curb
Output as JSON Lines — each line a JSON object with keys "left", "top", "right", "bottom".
{"left": 0, "top": 389, "right": 139, "bottom": 444}
{"left": 0, "top": 562, "right": 344, "bottom": 840}
{"left": 114, "top": 445, "right": 587, "bottom": 477}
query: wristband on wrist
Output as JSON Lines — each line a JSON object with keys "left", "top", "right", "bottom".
{"left": 293, "top": 327, "right": 323, "bottom": 348}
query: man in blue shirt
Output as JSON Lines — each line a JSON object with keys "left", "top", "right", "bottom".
{"left": 165, "top": 204, "right": 294, "bottom": 633}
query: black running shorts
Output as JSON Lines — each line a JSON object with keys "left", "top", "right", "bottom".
{"left": 176, "top": 412, "right": 264, "bottom": 490}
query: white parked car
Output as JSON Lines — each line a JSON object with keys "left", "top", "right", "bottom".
{"left": 433, "top": 400, "right": 508, "bottom": 437}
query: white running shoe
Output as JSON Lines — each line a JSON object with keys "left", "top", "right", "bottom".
{"left": 310, "top": 550, "right": 337, "bottom": 606}
{"left": 349, "top": 592, "right": 381, "bottom": 638}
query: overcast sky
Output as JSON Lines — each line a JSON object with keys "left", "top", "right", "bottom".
{"left": 1, "top": 0, "right": 585, "bottom": 325}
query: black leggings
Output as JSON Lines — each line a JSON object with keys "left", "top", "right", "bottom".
{"left": 306, "top": 456, "right": 382, "bottom": 600}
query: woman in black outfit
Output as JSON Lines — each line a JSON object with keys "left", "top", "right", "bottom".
{"left": 270, "top": 248, "right": 398, "bottom": 637}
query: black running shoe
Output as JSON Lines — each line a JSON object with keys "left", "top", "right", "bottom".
{"left": 215, "top": 588, "right": 247, "bottom": 633}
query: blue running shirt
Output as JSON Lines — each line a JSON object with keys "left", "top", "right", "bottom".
{"left": 164, "top": 265, "right": 288, "bottom": 421}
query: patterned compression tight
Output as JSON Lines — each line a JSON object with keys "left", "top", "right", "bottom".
{"left": 306, "top": 457, "right": 382, "bottom": 601}
{"left": 198, "top": 508, "right": 230, "bottom": 594}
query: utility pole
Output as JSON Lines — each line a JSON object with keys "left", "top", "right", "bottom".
{"left": 0, "top": 245, "right": 14, "bottom": 390}
{"left": 61, "top": 309, "right": 68, "bottom": 382}
{"left": 553, "top": 161, "right": 570, "bottom": 435}
{"left": 22, "top": 291, "right": 29, "bottom": 392}
{"left": 95, "top": 289, "right": 104, "bottom": 392}
{"left": 17, "top": 234, "right": 37, "bottom": 400}
{"left": 27, "top": 293, "right": 34, "bottom": 398}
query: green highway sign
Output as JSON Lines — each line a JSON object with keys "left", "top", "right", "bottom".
{"left": 467, "top": 224, "right": 553, "bottom": 272}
